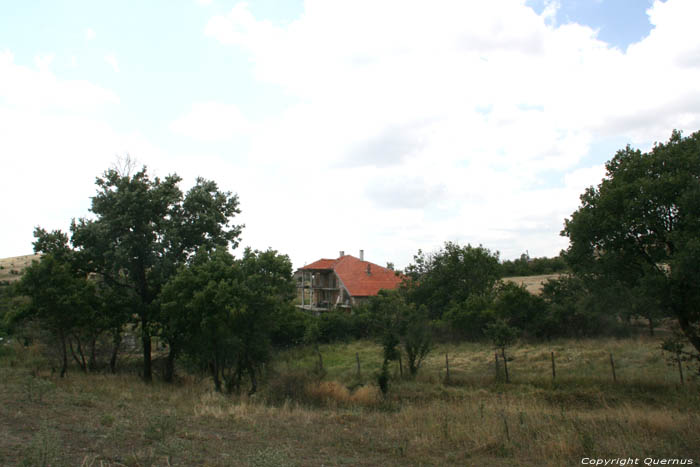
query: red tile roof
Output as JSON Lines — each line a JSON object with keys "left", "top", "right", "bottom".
{"left": 300, "top": 255, "right": 404, "bottom": 297}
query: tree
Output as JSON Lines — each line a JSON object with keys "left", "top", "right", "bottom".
{"left": 368, "top": 289, "right": 433, "bottom": 377}
{"left": 161, "top": 247, "right": 295, "bottom": 393}
{"left": 484, "top": 319, "right": 518, "bottom": 383}
{"left": 492, "top": 282, "right": 546, "bottom": 338}
{"left": 15, "top": 230, "right": 96, "bottom": 377}
{"left": 404, "top": 242, "right": 501, "bottom": 320}
{"left": 563, "top": 130, "right": 700, "bottom": 353}
{"left": 71, "top": 165, "right": 241, "bottom": 382}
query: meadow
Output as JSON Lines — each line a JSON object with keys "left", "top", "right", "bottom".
{"left": 1, "top": 334, "right": 698, "bottom": 466}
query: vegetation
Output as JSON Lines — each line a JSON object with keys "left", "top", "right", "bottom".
{"left": 564, "top": 130, "right": 700, "bottom": 361}
{"left": 500, "top": 252, "right": 568, "bottom": 277}
{"left": 0, "top": 336, "right": 697, "bottom": 466}
{"left": 2, "top": 130, "right": 700, "bottom": 464}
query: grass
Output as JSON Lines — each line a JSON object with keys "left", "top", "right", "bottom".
{"left": 0, "top": 254, "right": 40, "bottom": 284}
{"left": 503, "top": 274, "right": 561, "bottom": 294}
{"left": 0, "top": 336, "right": 698, "bottom": 466}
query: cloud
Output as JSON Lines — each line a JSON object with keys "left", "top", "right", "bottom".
{"left": 201, "top": 0, "right": 700, "bottom": 266}
{"left": 170, "top": 101, "right": 250, "bottom": 141}
{"left": 104, "top": 54, "right": 119, "bottom": 72}
{"left": 0, "top": 51, "right": 119, "bottom": 112}
{"left": 0, "top": 50, "right": 142, "bottom": 258}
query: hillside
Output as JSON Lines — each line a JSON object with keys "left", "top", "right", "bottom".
{"left": 503, "top": 273, "right": 561, "bottom": 295}
{"left": 0, "top": 254, "right": 40, "bottom": 284}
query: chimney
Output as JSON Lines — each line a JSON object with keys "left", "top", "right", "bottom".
{"left": 360, "top": 249, "right": 364, "bottom": 261}
{"left": 339, "top": 250, "right": 345, "bottom": 257}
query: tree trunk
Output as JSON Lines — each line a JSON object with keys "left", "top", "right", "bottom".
{"left": 109, "top": 332, "right": 121, "bottom": 374}
{"left": 677, "top": 314, "right": 700, "bottom": 356}
{"left": 164, "top": 346, "right": 176, "bottom": 383}
{"left": 142, "top": 317, "right": 152, "bottom": 383}
{"left": 210, "top": 360, "right": 222, "bottom": 392}
{"left": 69, "top": 336, "right": 87, "bottom": 372}
{"left": 88, "top": 336, "right": 97, "bottom": 371}
{"left": 247, "top": 362, "right": 258, "bottom": 396}
{"left": 60, "top": 332, "right": 68, "bottom": 378}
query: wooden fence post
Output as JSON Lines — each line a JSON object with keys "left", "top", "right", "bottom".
{"left": 445, "top": 353, "right": 450, "bottom": 383}
{"left": 677, "top": 354, "right": 684, "bottom": 384}
{"left": 609, "top": 353, "right": 616, "bottom": 382}
{"left": 356, "top": 352, "right": 361, "bottom": 377}
{"left": 551, "top": 351, "right": 556, "bottom": 380}
{"left": 495, "top": 352, "right": 500, "bottom": 381}
{"left": 502, "top": 348, "right": 510, "bottom": 383}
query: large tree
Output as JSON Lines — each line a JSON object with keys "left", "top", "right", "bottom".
{"left": 404, "top": 242, "right": 501, "bottom": 320}
{"left": 563, "top": 130, "right": 700, "bottom": 353}
{"left": 161, "top": 247, "right": 295, "bottom": 393}
{"left": 71, "top": 164, "right": 241, "bottom": 382}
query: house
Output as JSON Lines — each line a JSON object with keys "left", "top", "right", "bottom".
{"left": 296, "top": 250, "right": 404, "bottom": 310}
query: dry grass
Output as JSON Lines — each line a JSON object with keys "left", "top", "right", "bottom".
{"left": 0, "top": 253, "right": 40, "bottom": 283}
{"left": 503, "top": 274, "right": 561, "bottom": 294}
{"left": 0, "top": 337, "right": 698, "bottom": 466}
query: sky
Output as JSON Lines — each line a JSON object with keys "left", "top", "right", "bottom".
{"left": 2, "top": 0, "right": 700, "bottom": 270}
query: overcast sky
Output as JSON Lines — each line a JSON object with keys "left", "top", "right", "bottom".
{"left": 2, "top": 0, "right": 700, "bottom": 269}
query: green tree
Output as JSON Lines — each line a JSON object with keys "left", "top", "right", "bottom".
{"left": 563, "top": 130, "right": 700, "bottom": 353}
{"left": 404, "top": 242, "right": 501, "bottom": 320}
{"left": 161, "top": 247, "right": 295, "bottom": 393}
{"left": 492, "top": 282, "right": 546, "bottom": 338}
{"left": 71, "top": 164, "right": 241, "bottom": 382}
{"left": 15, "top": 231, "right": 96, "bottom": 377}
{"left": 368, "top": 289, "right": 432, "bottom": 376}
{"left": 484, "top": 319, "right": 518, "bottom": 383}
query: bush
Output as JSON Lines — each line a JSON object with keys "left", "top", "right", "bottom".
{"left": 271, "top": 307, "right": 312, "bottom": 348}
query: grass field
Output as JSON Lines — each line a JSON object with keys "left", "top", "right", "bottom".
{"left": 503, "top": 274, "right": 561, "bottom": 294}
{"left": 0, "top": 335, "right": 698, "bottom": 466}
{"left": 0, "top": 254, "right": 40, "bottom": 284}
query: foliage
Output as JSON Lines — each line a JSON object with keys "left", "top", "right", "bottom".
{"left": 161, "top": 247, "right": 295, "bottom": 393}
{"left": 563, "top": 130, "right": 700, "bottom": 352}
{"left": 15, "top": 232, "right": 98, "bottom": 377}
{"left": 539, "top": 275, "right": 628, "bottom": 338}
{"left": 484, "top": 319, "right": 518, "bottom": 350}
{"left": 492, "top": 282, "right": 547, "bottom": 338}
{"left": 500, "top": 252, "right": 568, "bottom": 277}
{"left": 70, "top": 163, "right": 242, "bottom": 381}
{"left": 404, "top": 242, "right": 501, "bottom": 320}
{"left": 443, "top": 293, "right": 496, "bottom": 339}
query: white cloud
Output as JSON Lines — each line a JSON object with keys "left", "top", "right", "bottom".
{"left": 170, "top": 101, "right": 250, "bottom": 141}
{"left": 104, "top": 54, "right": 119, "bottom": 72}
{"left": 0, "top": 50, "right": 140, "bottom": 257}
{"left": 202, "top": 0, "right": 700, "bottom": 267}
{"left": 0, "top": 51, "right": 119, "bottom": 112}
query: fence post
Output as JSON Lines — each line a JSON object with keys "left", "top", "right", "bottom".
{"left": 551, "top": 351, "right": 556, "bottom": 380}
{"left": 502, "top": 348, "right": 510, "bottom": 383}
{"left": 356, "top": 352, "right": 361, "bottom": 377}
{"left": 677, "top": 354, "right": 684, "bottom": 384}
{"left": 609, "top": 353, "right": 616, "bottom": 382}
{"left": 495, "top": 352, "right": 500, "bottom": 381}
{"left": 445, "top": 353, "right": 450, "bottom": 383}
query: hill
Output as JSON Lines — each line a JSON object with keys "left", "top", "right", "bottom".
{"left": 0, "top": 254, "right": 40, "bottom": 284}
